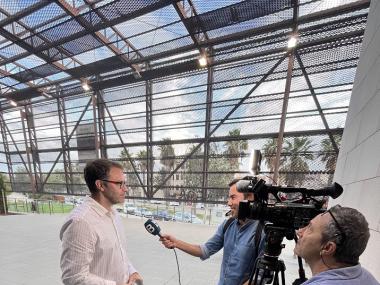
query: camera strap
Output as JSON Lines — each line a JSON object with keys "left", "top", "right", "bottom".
{"left": 222, "top": 218, "right": 263, "bottom": 258}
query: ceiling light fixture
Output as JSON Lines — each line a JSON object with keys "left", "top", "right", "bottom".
{"left": 287, "top": 35, "right": 298, "bottom": 49}
{"left": 198, "top": 54, "right": 208, "bottom": 67}
{"left": 9, "top": 99, "right": 17, "bottom": 107}
{"left": 82, "top": 81, "right": 90, "bottom": 91}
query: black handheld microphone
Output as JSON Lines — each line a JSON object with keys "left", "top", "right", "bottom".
{"left": 144, "top": 219, "right": 162, "bottom": 238}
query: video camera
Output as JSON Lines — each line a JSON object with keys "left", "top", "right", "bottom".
{"left": 237, "top": 176, "right": 343, "bottom": 229}
{"left": 237, "top": 150, "right": 343, "bottom": 285}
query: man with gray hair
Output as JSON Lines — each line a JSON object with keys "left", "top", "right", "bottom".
{"left": 294, "top": 204, "right": 379, "bottom": 284}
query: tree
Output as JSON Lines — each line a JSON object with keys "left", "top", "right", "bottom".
{"left": 207, "top": 141, "right": 234, "bottom": 201}
{"left": 263, "top": 138, "right": 278, "bottom": 173}
{"left": 158, "top": 138, "right": 175, "bottom": 171}
{"left": 120, "top": 149, "right": 140, "bottom": 196}
{"left": 223, "top": 129, "right": 248, "bottom": 170}
{"left": 318, "top": 135, "right": 341, "bottom": 184}
{"left": 136, "top": 150, "right": 148, "bottom": 186}
{"left": 154, "top": 167, "right": 167, "bottom": 197}
{"left": 0, "top": 173, "right": 8, "bottom": 214}
{"left": 183, "top": 145, "right": 203, "bottom": 200}
{"left": 158, "top": 138, "right": 175, "bottom": 197}
{"left": 282, "top": 137, "right": 314, "bottom": 187}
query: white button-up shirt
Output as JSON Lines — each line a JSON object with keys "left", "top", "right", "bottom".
{"left": 60, "top": 197, "right": 137, "bottom": 285}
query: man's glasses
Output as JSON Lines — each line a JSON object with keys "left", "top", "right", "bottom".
{"left": 101, "top": 179, "right": 127, "bottom": 189}
{"left": 327, "top": 206, "right": 346, "bottom": 244}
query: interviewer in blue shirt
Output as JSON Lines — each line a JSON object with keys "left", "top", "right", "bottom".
{"left": 159, "top": 178, "right": 265, "bottom": 285}
{"left": 294, "top": 205, "right": 379, "bottom": 285}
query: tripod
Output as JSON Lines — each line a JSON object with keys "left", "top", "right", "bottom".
{"left": 248, "top": 225, "right": 302, "bottom": 285}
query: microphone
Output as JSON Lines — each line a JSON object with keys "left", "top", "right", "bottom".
{"left": 144, "top": 219, "right": 162, "bottom": 238}
{"left": 249, "top": 149, "right": 262, "bottom": 175}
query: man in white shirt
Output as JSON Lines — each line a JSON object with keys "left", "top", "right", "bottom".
{"left": 60, "top": 159, "right": 142, "bottom": 285}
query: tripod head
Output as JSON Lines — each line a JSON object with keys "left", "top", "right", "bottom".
{"left": 249, "top": 224, "right": 293, "bottom": 285}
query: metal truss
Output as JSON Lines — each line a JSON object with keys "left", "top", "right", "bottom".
{"left": 0, "top": 0, "right": 368, "bottom": 201}
{"left": 57, "top": 87, "right": 74, "bottom": 194}
{"left": 20, "top": 103, "right": 43, "bottom": 192}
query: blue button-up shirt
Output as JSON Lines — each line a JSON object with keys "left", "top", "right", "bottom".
{"left": 200, "top": 219, "right": 265, "bottom": 285}
{"left": 302, "top": 264, "right": 379, "bottom": 285}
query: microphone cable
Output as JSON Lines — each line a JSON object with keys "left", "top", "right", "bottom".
{"left": 172, "top": 248, "right": 182, "bottom": 285}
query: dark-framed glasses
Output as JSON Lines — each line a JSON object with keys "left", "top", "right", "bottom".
{"left": 101, "top": 179, "right": 127, "bottom": 189}
{"left": 327, "top": 206, "right": 346, "bottom": 244}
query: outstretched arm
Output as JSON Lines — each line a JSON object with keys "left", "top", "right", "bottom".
{"left": 159, "top": 234, "right": 203, "bottom": 257}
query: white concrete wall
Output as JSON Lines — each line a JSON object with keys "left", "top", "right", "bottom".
{"left": 330, "top": 0, "right": 380, "bottom": 279}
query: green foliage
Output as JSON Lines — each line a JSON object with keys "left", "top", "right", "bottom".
{"left": 282, "top": 137, "right": 314, "bottom": 186}
{"left": 158, "top": 138, "right": 175, "bottom": 171}
{"left": 318, "top": 135, "right": 341, "bottom": 184}
{"left": 318, "top": 135, "right": 341, "bottom": 171}
{"left": 120, "top": 148, "right": 140, "bottom": 195}
{"left": 0, "top": 173, "right": 8, "bottom": 214}
{"left": 223, "top": 129, "right": 248, "bottom": 170}
{"left": 263, "top": 136, "right": 314, "bottom": 186}
{"left": 263, "top": 138, "right": 278, "bottom": 172}
{"left": 14, "top": 166, "right": 30, "bottom": 183}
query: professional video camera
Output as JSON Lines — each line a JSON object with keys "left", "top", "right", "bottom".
{"left": 237, "top": 150, "right": 343, "bottom": 285}
{"left": 237, "top": 176, "right": 343, "bottom": 229}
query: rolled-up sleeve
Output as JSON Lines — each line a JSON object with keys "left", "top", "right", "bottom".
{"left": 199, "top": 221, "right": 225, "bottom": 260}
{"left": 60, "top": 219, "right": 116, "bottom": 285}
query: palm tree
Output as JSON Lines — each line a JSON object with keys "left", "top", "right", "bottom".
{"left": 120, "top": 149, "right": 139, "bottom": 195}
{"left": 263, "top": 138, "right": 278, "bottom": 173}
{"left": 158, "top": 138, "right": 175, "bottom": 171}
{"left": 318, "top": 135, "right": 341, "bottom": 184}
{"left": 207, "top": 141, "right": 232, "bottom": 200}
{"left": 158, "top": 138, "right": 175, "bottom": 197}
{"left": 224, "top": 129, "right": 248, "bottom": 170}
{"left": 184, "top": 144, "right": 203, "bottom": 199}
{"left": 282, "top": 137, "right": 314, "bottom": 186}
{"left": 136, "top": 150, "right": 148, "bottom": 186}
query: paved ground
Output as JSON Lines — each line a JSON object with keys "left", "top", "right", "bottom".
{"left": 0, "top": 213, "right": 311, "bottom": 285}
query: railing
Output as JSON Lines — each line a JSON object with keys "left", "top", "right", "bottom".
{"left": 7, "top": 198, "right": 75, "bottom": 214}
{"left": 6, "top": 198, "right": 229, "bottom": 225}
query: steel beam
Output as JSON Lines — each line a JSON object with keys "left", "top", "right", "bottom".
{"left": 145, "top": 79, "right": 154, "bottom": 198}
{"left": 0, "top": 108, "right": 15, "bottom": 190}
{"left": 97, "top": 94, "right": 147, "bottom": 195}
{"left": 295, "top": 52, "right": 339, "bottom": 154}
{"left": 273, "top": 0, "right": 298, "bottom": 185}
{"left": 202, "top": 66, "right": 213, "bottom": 201}
{"left": 154, "top": 54, "right": 287, "bottom": 192}
{"left": 57, "top": 90, "right": 74, "bottom": 194}
{"left": 96, "top": 88, "right": 108, "bottom": 159}
{"left": 42, "top": 97, "right": 93, "bottom": 186}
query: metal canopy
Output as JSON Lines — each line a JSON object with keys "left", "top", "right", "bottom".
{"left": 0, "top": 0, "right": 368, "bottom": 102}
{"left": 0, "top": 0, "right": 371, "bottom": 202}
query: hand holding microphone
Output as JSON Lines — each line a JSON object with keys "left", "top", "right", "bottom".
{"left": 144, "top": 219, "right": 183, "bottom": 284}
{"left": 144, "top": 219, "right": 176, "bottom": 249}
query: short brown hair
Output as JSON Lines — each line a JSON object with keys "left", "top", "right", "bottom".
{"left": 84, "top": 159, "right": 123, "bottom": 194}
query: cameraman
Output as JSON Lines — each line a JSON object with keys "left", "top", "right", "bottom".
{"left": 159, "top": 178, "right": 265, "bottom": 285}
{"left": 294, "top": 205, "right": 379, "bottom": 285}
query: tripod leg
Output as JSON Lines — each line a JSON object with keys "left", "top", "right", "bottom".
{"left": 273, "top": 270, "right": 279, "bottom": 285}
{"left": 281, "top": 268, "right": 286, "bottom": 285}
